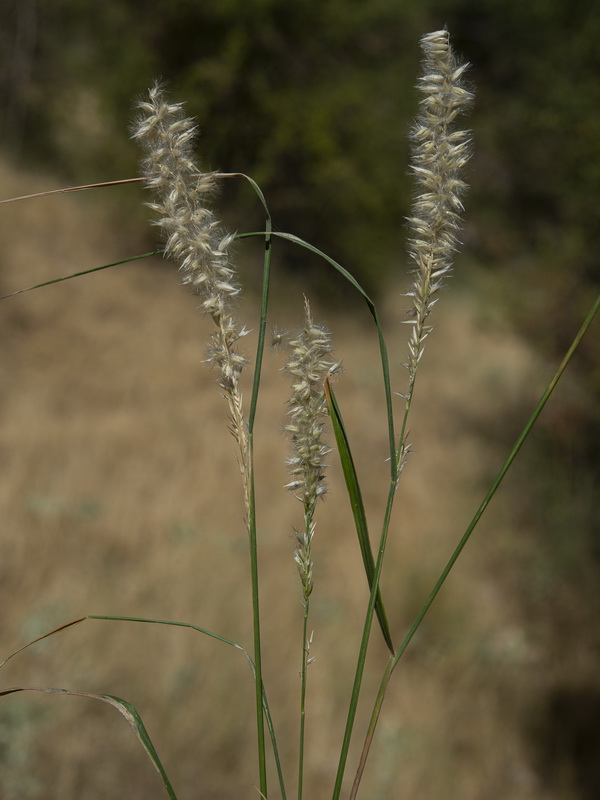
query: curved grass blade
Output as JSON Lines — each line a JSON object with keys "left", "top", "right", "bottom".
{"left": 218, "top": 172, "right": 271, "bottom": 221}
{"left": 89, "top": 617, "right": 286, "bottom": 799}
{"left": 0, "top": 172, "right": 267, "bottom": 208}
{"left": 0, "top": 614, "right": 287, "bottom": 800}
{"left": 325, "top": 378, "right": 394, "bottom": 654}
{"left": 235, "top": 230, "right": 397, "bottom": 477}
{"left": 0, "top": 250, "right": 163, "bottom": 300}
{"left": 0, "top": 177, "right": 146, "bottom": 205}
{"left": 0, "top": 617, "right": 87, "bottom": 669}
{"left": 0, "top": 686, "right": 177, "bottom": 799}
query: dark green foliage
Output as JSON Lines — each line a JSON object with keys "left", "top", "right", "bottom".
{"left": 2, "top": 0, "right": 419, "bottom": 295}
{"left": 2, "top": 0, "right": 598, "bottom": 305}
{"left": 447, "top": 0, "right": 600, "bottom": 355}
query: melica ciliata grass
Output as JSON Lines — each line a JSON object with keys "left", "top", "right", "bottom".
{"left": 1, "top": 28, "right": 598, "bottom": 800}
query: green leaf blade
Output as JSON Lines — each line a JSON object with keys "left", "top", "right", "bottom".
{"left": 0, "top": 686, "right": 178, "bottom": 800}
{"left": 325, "top": 379, "right": 395, "bottom": 654}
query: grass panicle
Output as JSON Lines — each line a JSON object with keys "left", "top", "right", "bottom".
{"left": 132, "top": 84, "right": 251, "bottom": 505}
{"left": 283, "top": 299, "right": 341, "bottom": 603}
{"left": 402, "top": 29, "right": 473, "bottom": 424}
{"left": 132, "top": 84, "right": 239, "bottom": 316}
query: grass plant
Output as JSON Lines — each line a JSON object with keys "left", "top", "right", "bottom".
{"left": 1, "top": 28, "right": 598, "bottom": 800}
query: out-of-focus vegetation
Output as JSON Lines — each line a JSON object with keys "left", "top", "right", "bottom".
{"left": 1, "top": 3, "right": 598, "bottom": 797}
{"left": 3, "top": 0, "right": 596, "bottom": 529}
{"left": 2, "top": 1, "right": 599, "bottom": 304}
{"left": 2, "top": 158, "right": 594, "bottom": 798}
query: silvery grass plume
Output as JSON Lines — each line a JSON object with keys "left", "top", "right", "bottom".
{"left": 282, "top": 300, "right": 341, "bottom": 604}
{"left": 132, "top": 84, "right": 251, "bottom": 510}
{"left": 402, "top": 29, "right": 473, "bottom": 445}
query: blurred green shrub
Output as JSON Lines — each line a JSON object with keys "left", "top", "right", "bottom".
{"left": 2, "top": 0, "right": 598, "bottom": 311}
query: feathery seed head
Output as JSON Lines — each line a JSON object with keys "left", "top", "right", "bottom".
{"left": 405, "top": 29, "right": 473, "bottom": 380}
{"left": 284, "top": 300, "right": 340, "bottom": 511}
{"left": 134, "top": 84, "right": 251, "bottom": 504}
{"left": 283, "top": 301, "right": 340, "bottom": 602}
{"left": 133, "top": 83, "right": 240, "bottom": 322}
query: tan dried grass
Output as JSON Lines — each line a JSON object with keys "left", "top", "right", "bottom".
{"left": 0, "top": 158, "right": 551, "bottom": 799}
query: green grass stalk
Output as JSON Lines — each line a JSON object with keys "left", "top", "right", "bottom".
{"left": 348, "top": 290, "right": 600, "bottom": 797}
{"left": 298, "top": 605, "right": 310, "bottom": 800}
{"left": 245, "top": 185, "right": 273, "bottom": 799}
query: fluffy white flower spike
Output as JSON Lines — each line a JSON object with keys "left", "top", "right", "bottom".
{"left": 283, "top": 299, "right": 341, "bottom": 601}
{"left": 405, "top": 30, "right": 473, "bottom": 386}
{"left": 133, "top": 84, "right": 250, "bottom": 509}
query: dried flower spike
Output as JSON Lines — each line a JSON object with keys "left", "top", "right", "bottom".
{"left": 133, "top": 83, "right": 251, "bottom": 511}
{"left": 132, "top": 83, "right": 240, "bottom": 321}
{"left": 283, "top": 300, "right": 340, "bottom": 601}
{"left": 405, "top": 29, "right": 473, "bottom": 387}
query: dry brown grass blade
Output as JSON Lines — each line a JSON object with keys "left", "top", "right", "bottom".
{"left": 0, "top": 617, "right": 86, "bottom": 668}
{"left": 0, "top": 178, "right": 143, "bottom": 204}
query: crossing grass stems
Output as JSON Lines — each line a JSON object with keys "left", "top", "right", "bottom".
{"left": 1, "top": 26, "right": 598, "bottom": 800}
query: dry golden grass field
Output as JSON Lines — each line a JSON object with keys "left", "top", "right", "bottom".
{"left": 0, "top": 159, "right": 597, "bottom": 799}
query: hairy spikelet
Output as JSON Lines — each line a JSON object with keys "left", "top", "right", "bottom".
{"left": 133, "top": 83, "right": 251, "bottom": 514}
{"left": 283, "top": 300, "right": 341, "bottom": 601}
{"left": 405, "top": 30, "right": 473, "bottom": 386}
{"left": 132, "top": 83, "right": 240, "bottom": 320}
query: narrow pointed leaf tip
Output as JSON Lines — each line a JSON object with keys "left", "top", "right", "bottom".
{"left": 0, "top": 687, "right": 178, "bottom": 799}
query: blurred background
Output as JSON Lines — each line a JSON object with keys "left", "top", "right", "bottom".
{"left": 0, "top": 1, "right": 598, "bottom": 798}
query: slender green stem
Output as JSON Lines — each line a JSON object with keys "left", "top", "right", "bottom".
{"left": 330, "top": 477, "right": 397, "bottom": 800}
{"left": 216, "top": 174, "right": 275, "bottom": 798}
{"left": 246, "top": 456, "right": 267, "bottom": 797}
{"left": 298, "top": 603, "right": 310, "bottom": 800}
{"left": 235, "top": 230, "right": 400, "bottom": 799}
{"left": 244, "top": 203, "right": 273, "bottom": 800}
{"left": 347, "top": 291, "right": 600, "bottom": 798}
{"left": 348, "top": 655, "right": 394, "bottom": 800}
{"left": 249, "top": 216, "right": 272, "bottom": 432}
